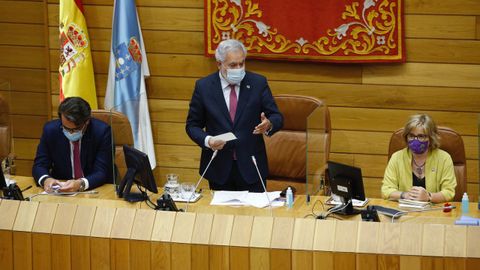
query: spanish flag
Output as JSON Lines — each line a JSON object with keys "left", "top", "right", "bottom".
{"left": 58, "top": 0, "right": 97, "bottom": 108}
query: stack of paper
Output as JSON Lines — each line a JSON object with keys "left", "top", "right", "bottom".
{"left": 210, "top": 191, "right": 284, "bottom": 208}
{"left": 398, "top": 199, "right": 431, "bottom": 209}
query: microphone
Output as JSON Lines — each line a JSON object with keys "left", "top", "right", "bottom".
{"left": 251, "top": 156, "right": 273, "bottom": 217}
{"left": 184, "top": 150, "right": 218, "bottom": 212}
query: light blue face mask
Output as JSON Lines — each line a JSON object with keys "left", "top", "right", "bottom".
{"left": 225, "top": 67, "right": 245, "bottom": 85}
{"left": 62, "top": 129, "right": 83, "bottom": 142}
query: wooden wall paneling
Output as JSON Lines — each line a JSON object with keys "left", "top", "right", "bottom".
{"left": 170, "top": 212, "right": 196, "bottom": 270}
{"left": 90, "top": 207, "right": 116, "bottom": 269}
{"left": 0, "top": 1, "right": 44, "bottom": 24}
{"left": 0, "top": 68, "right": 46, "bottom": 92}
{"left": 0, "top": 200, "right": 21, "bottom": 270}
{"left": 404, "top": 0, "right": 480, "bottom": 15}
{"left": 330, "top": 107, "right": 480, "bottom": 136}
{"left": 51, "top": 203, "right": 77, "bottom": 270}
{"left": 12, "top": 201, "right": 39, "bottom": 270}
{"left": 444, "top": 225, "right": 467, "bottom": 260}
{"left": 406, "top": 39, "right": 480, "bottom": 64}
{"left": 110, "top": 207, "right": 136, "bottom": 270}
{"left": 333, "top": 221, "right": 359, "bottom": 269}
{"left": 0, "top": 23, "right": 44, "bottom": 46}
{"left": 291, "top": 218, "right": 315, "bottom": 270}
{"left": 190, "top": 213, "right": 213, "bottom": 270}
{"left": 313, "top": 220, "right": 335, "bottom": 270}
{"left": 70, "top": 205, "right": 97, "bottom": 270}
{"left": 229, "top": 215, "right": 254, "bottom": 270}
{"left": 249, "top": 216, "right": 274, "bottom": 270}
{"left": 130, "top": 209, "right": 156, "bottom": 270}
{"left": 269, "top": 217, "right": 294, "bottom": 270}
{"left": 156, "top": 144, "right": 200, "bottom": 169}
{"left": 421, "top": 224, "right": 445, "bottom": 269}
{"left": 150, "top": 211, "right": 176, "bottom": 270}
{"left": 477, "top": 16, "right": 480, "bottom": 39}
{"left": 404, "top": 15, "right": 476, "bottom": 39}
{"left": 466, "top": 226, "right": 480, "bottom": 260}
{"left": 399, "top": 256, "right": 422, "bottom": 270}
{"left": 10, "top": 91, "right": 49, "bottom": 115}
{"left": 209, "top": 214, "right": 234, "bottom": 270}
{"left": 444, "top": 257, "right": 466, "bottom": 270}
{"left": 363, "top": 63, "right": 480, "bottom": 88}
{"left": 356, "top": 222, "right": 380, "bottom": 270}
{"left": 269, "top": 81, "right": 480, "bottom": 112}
{"left": 11, "top": 115, "right": 47, "bottom": 139}
{"left": 0, "top": 46, "right": 46, "bottom": 69}
{"left": 13, "top": 138, "right": 41, "bottom": 160}
{"left": 149, "top": 99, "right": 189, "bottom": 123}
{"left": 31, "top": 202, "right": 58, "bottom": 270}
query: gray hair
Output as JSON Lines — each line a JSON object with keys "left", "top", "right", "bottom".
{"left": 215, "top": 39, "right": 247, "bottom": 63}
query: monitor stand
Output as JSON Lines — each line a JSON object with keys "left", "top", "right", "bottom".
{"left": 123, "top": 192, "right": 147, "bottom": 202}
{"left": 333, "top": 200, "right": 362, "bottom": 216}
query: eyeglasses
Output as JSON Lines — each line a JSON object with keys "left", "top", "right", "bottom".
{"left": 62, "top": 121, "right": 87, "bottom": 133}
{"left": 407, "top": 133, "right": 429, "bottom": 142}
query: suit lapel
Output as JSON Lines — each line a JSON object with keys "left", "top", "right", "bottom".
{"left": 234, "top": 76, "right": 252, "bottom": 126}
{"left": 211, "top": 76, "right": 232, "bottom": 126}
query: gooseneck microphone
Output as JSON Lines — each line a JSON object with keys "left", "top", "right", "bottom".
{"left": 251, "top": 156, "right": 273, "bottom": 217}
{"left": 185, "top": 150, "right": 218, "bottom": 212}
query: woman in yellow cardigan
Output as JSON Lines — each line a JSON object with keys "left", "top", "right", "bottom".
{"left": 381, "top": 114, "right": 456, "bottom": 203}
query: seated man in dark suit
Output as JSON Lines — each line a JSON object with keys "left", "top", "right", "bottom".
{"left": 32, "top": 97, "right": 113, "bottom": 192}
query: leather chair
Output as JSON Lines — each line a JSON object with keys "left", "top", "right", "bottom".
{"left": 265, "top": 95, "right": 331, "bottom": 193}
{"left": 0, "top": 95, "right": 11, "bottom": 161}
{"left": 388, "top": 127, "right": 466, "bottom": 201}
{"left": 91, "top": 110, "right": 134, "bottom": 179}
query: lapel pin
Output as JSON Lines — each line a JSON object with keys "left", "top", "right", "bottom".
{"left": 246, "top": 85, "right": 251, "bottom": 89}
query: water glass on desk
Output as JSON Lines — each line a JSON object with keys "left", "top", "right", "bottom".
{"left": 181, "top": 182, "right": 195, "bottom": 200}
{"left": 164, "top": 173, "right": 179, "bottom": 195}
{"left": 2, "top": 156, "right": 16, "bottom": 185}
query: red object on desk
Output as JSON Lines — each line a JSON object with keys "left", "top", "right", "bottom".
{"left": 443, "top": 202, "right": 452, "bottom": 213}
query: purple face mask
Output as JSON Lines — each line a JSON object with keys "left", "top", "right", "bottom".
{"left": 408, "top": 139, "right": 429, "bottom": 154}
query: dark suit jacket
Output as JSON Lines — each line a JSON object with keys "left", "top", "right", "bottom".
{"left": 32, "top": 118, "right": 113, "bottom": 189}
{"left": 186, "top": 71, "right": 283, "bottom": 186}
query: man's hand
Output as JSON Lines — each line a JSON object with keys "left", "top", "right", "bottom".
{"left": 58, "top": 179, "right": 83, "bottom": 192}
{"left": 407, "top": 186, "right": 429, "bottom": 201}
{"left": 253, "top": 112, "right": 272, "bottom": 134}
{"left": 43, "top": 178, "right": 63, "bottom": 193}
{"left": 208, "top": 138, "right": 226, "bottom": 151}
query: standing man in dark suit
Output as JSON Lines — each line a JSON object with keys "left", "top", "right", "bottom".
{"left": 32, "top": 97, "right": 113, "bottom": 192}
{"left": 186, "top": 39, "right": 283, "bottom": 192}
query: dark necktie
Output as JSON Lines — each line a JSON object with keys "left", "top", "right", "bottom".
{"left": 229, "top": 85, "right": 237, "bottom": 122}
{"left": 73, "top": 141, "right": 83, "bottom": 179}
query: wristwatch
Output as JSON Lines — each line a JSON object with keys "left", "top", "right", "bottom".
{"left": 78, "top": 179, "right": 86, "bottom": 192}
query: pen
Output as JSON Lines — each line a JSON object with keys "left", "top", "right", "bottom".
{"left": 21, "top": 185, "right": 32, "bottom": 192}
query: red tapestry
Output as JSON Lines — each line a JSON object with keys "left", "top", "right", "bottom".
{"left": 205, "top": 0, "right": 405, "bottom": 63}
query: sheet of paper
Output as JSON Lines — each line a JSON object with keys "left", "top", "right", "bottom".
{"left": 210, "top": 190, "right": 283, "bottom": 208}
{"left": 212, "top": 132, "right": 237, "bottom": 142}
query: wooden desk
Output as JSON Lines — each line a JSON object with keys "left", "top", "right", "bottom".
{"left": 1, "top": 176, "right": 480, "bottom": 270}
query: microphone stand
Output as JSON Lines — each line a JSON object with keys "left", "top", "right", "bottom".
{"left": 185, "top": 150, "right": 218, "bottom": 212}
{"left": 251, "top": 156, "right": 273, "bottom": 217}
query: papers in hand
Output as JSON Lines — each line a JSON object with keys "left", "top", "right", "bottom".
{"left": 325, "top": 196, "right": 369, "bottom": 207}
{"left": 398, "top": 199, "right": 431, "bottom": 209}
{"left": 210, "top": 190, "right": 284, "bottom": 208}
{"left": 212, "top": 132, "right": 237, "bottom": 142}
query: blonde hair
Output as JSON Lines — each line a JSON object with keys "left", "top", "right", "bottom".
{"left": 402, "top": 114, "right": 440, "bottom": 150}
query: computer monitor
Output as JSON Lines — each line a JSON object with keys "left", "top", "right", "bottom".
{"left": 327, "top": 161, "right": 366, "bottom": 215}
{"left": 118, "top": 144, "right": 158, "bottom": 202}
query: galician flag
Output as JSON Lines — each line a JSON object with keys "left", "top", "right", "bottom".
{"left": 59, "top": 0, "right": 97, "bottom": 108}
{"left": 104, "top": 0, "right": 156, "bottom": 169}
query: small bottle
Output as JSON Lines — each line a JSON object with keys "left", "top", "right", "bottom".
{"left": 286, "top": 187, "right": 293, "bottom": 208}
{"left": 461, "top": 192, "right": 469, "bottom": 215}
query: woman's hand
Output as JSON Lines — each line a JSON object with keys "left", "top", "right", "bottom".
{"left": 407, "top": 186, "right": 430, "bottom": 201}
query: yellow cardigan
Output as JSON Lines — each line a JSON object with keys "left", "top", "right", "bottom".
{"left": 381, "top": 147, "right": 456, "bottom": 201}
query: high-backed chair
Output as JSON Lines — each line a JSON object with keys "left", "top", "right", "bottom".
{"left": 0, "top": 95, "right": 11, "bottom": 161}
{"left": 388, "top": 127, "right": 466, "bottom": 201}
{"left": 265, "top": 95, "right": 331, "bottom": 193}
{"left": 91, "top": 110, "right": 134, "bottom": 179}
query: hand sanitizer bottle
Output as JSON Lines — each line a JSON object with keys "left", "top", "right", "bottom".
{"left": 286, "top": 187, "right": 293, "bottom": 208}
{"left": 461, "top": 192, "right": 469, "bottom": 214}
